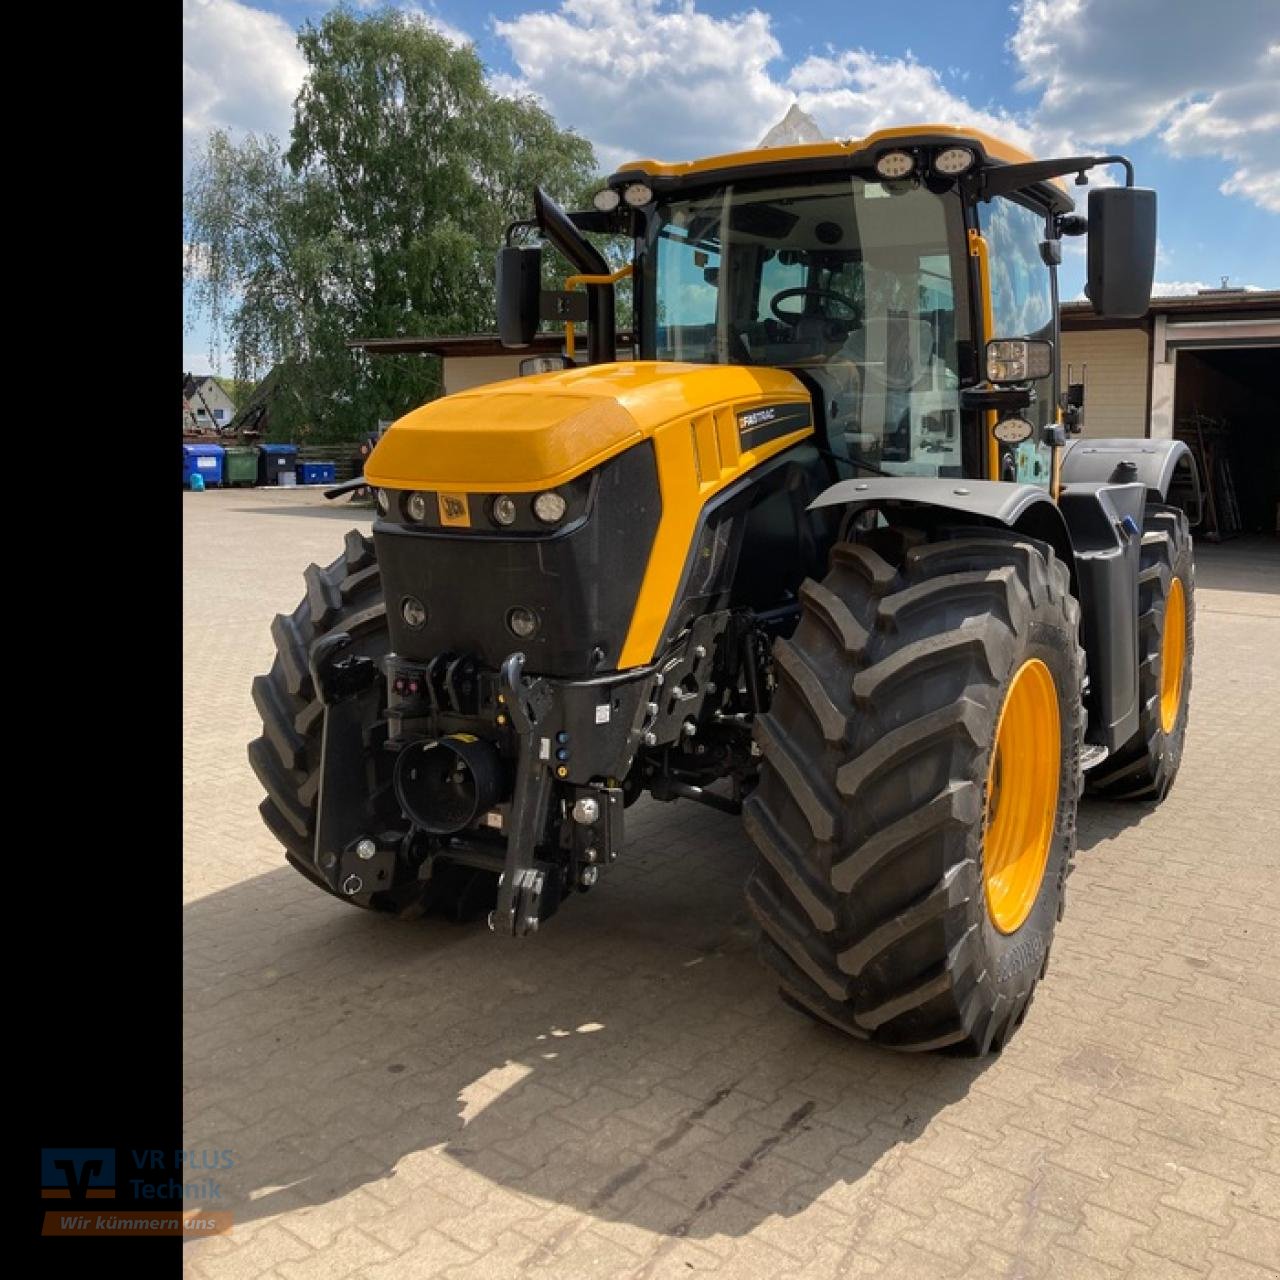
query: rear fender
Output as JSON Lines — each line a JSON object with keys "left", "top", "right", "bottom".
{"left": 1061, "top": 438, "right": 1201, "bottom": 523}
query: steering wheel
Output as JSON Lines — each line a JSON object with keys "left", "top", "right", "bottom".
{"left": 769, "top": 286, "right": 862, "bottom": 332}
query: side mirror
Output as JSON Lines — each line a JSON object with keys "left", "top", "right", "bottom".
{"left": 496, "top": 244, "right": 542, "bottom": 348}
{"left": 1087, "top": 187, "right": 1156, "bottom": 319}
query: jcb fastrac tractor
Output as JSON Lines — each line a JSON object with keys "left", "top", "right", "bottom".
{"left": 251, "top": 126, "right": 1199, "bottom": 1055}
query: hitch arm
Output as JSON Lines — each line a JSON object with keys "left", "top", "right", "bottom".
{"left": 323, "top": 475, "right": 369, "bottom": 500}
{"left": 490, "top": 653, "right": 557, "bottom": 937}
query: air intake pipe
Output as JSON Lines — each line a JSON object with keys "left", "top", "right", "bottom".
{"left": 534, "top": 186, "right": 617, "bottom": 365}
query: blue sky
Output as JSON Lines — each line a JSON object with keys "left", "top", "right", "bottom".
{"left": 183, "top": 0, "right": 1280, "bottom": 375}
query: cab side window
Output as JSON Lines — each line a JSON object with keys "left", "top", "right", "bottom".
{"left": 980, "top": 197, "right": 1055, "bottom": 487}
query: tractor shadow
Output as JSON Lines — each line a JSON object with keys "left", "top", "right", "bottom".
{"left": 185, "top": 798, "right": 990, "bottom": 1242}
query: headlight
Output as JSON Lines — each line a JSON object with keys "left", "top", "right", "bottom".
{"left": 987, "top": 339, "right": 1053, "bottom": 383}
{"left": 506, "top": 606, "right": 540, "bottom": 638}
{"left": 623, "top": 182, "right": 654, "bottom": 207}
{"left": 874, "top": 150, "right": 915, "bottom": 180}
{"left": 375, "top": 488, "right": 390, "bottom": 516}
{"left": 533, "top": 491, "right": 568, "bottom": 524}
{"left": 934, "top": 146, "right": 975, "bottom": 176}
{"left": 401, "top": 596, "right": 427, "bottom": 629}
{"left": 491, "top": 494, "right": 517, "bottom": 526}
{"left": 406, "top": 491, "right": 430, "bottom": 523}
{"left": 592, "top": 188, "right": 621, "bottom": 212}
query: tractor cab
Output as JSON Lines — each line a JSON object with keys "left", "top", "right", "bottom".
{"left": 499, "top": 126, "right": 1158, "bottom": 496}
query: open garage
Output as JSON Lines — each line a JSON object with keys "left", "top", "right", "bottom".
{"left": 1062, "top": 289, "right": 1280, "bottom": 540}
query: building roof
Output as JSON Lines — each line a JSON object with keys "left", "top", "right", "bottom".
{"left": 1061, "top": 289, "right": 1280, "bottom": 331}
{"left": 348, "top": 332, "right": 637, "bottom": 359}
{"left": 183, "top": 372, "right": 229, "bottom": 399}
{"left": 350, "top": 294, "right": 1279, "bottom": 354}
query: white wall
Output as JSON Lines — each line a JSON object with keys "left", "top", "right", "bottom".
{"left": 441, "top": 348, "right": 635, "bottom": 396}
{"left": 1059, "top": 328, "right": 1150, "bottom": 438}
{"left": 441, "top": 355, "right": 527, "bottom": 395}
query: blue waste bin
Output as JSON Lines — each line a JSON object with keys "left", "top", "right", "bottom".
{"left": 183, "top": 443, "right": 225, "bottom": 488}
{"left": 257, "top": 443, "right": 299, "bottom": 486}
{"left": 297, "top": 462, "right": 336, "bottom": 485}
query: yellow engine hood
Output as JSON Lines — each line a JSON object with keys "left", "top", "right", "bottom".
{"left": 365, "top": 360, "right": 807, "bottom": 491}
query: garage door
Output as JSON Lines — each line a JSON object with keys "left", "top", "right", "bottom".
{"left": 1059, "top": 327, "right": 1149, "bottom": 438}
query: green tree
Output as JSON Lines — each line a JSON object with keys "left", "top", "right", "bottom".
{"left": 184, "top": 6, "right": 596, "bottom": 441}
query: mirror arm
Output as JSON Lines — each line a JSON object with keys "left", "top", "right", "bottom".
{"left": 1093, "top": 155, "right": 1136, "bottom": 187}
{"left": 533, "top": 187, "right": 616, "bottom": 364}
{"left": 971, "top": 153, "right": 1136, "bottom": 202}
{"left": 960, "top": 386, "right": 1033, "bottom": 412}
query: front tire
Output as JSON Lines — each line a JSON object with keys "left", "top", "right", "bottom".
{"left": 745, "top": 528, "right": 1085, "bottom": 1054}
{"left": 248, "top": 530, "right": 396, "bottom": 906}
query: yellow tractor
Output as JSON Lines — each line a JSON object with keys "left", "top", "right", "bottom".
{"left": 250, "top": 125, "right": 1198, "bottom": 1054}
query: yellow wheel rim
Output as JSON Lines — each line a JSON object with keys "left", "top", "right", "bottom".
{"left": 983, "top": 658, "right": 1061, "bottom": 935}
{"left": 1159, "top": 577, "right": 1187, "bottom": 735}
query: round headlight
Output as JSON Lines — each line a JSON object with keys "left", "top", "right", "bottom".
{"left": 401, "top": 596, "right": 427, "bottom": 629}
{"left": 874, "top": 150, "right": 915, "bottom": 180}
{"left": 592, "top": 188, "right": 621, "bottom": 212}
{"left": 506, "top": 606, "right": 540, "bottom": 639}
{"left": 376, "top": 488, "right": 390, "bottom": 516}
{"left": 934, "top": 146, "right": 975, "bottom": 176}
{"left": 623, "top": 182, "right": 654, "bottom": 207}
{"left": 533, "top": 491, "right": 567, "bottom": 524}
{"left": 492, "top": 494, "right": 517, "bottom": 526}
{"left": 406, "top": 491, "right": 430, "bottom": 523}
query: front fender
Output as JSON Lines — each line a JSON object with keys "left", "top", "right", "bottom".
{"left": 808, "top": 476, "right": 1078, "bottom": 599}
{"left": 809, "top": 476, "right": 1056, "bottom": 525}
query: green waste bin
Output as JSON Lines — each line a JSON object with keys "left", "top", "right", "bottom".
{"left": 223, "top": 446, "right": 258, "bottom": 487}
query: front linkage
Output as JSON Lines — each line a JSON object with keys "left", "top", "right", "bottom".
{"left": 307, "top": 608, "right": 771, "bottom": 935}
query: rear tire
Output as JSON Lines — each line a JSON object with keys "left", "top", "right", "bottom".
{"left": 1086, "top": 504, "right": 1194, "bottom": 802}
{"left": 745, "top": 528, "right": 1084, "bottom": 1054}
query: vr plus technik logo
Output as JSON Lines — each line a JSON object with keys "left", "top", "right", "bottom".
{"left": 40, "top": 1148, "right": 235, "bottom": 1237}
{"left": 41, "top": 1149, "right": 116, "bottom": 1200}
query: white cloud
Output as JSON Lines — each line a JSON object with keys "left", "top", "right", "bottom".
{"left": 495, "top": 0, "right": 792, "bottom": 170}
{"left": 183, "top": 0, "right": 476, "bottom": 170}
{"left": 183, "top": 0, "right": 306, "bottom": 160}
{"left": 400, "top": 3, "right": 472, "bottom": 47}
{"left": 494, "top": 1, "right": 1101, "bottom": 184}
{"left": 790, "top": 50, "right": 1035, "bottom": 154}
{"left": 1011, "top": 1, "right": 1280, "bottom": 212}
{"left": 1150, "top": 280, "right": 1265, "bottom": 296}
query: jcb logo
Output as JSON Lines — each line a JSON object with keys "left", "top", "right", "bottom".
{"left": 42, "top": 1149, "right": 116, "bottom": 1200}
{"left": 437, "top": 492, "right": 471, "bottom": 528}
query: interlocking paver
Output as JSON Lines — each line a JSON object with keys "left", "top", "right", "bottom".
{"left": 184, "top": 488, "right": 1280, "bottom": 1278}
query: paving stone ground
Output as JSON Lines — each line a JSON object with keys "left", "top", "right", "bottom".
{"left": 183, "top": 486, "right": 1280, "bottom": 1280}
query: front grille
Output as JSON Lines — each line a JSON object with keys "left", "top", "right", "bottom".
{"left": 374, "top": 443, "right": 662, "bottom": 677}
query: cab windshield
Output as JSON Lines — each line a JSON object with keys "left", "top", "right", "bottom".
{"left": 642, "top": 176, "right": 972, "bottom": 477}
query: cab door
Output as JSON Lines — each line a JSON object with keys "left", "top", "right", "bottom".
{"left": 977, "top": 196, "right": 1058, "bottom": 486}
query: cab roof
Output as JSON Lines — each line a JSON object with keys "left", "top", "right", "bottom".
{"left": 609, "top": 123, "right": 1073, "bottom": 212}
